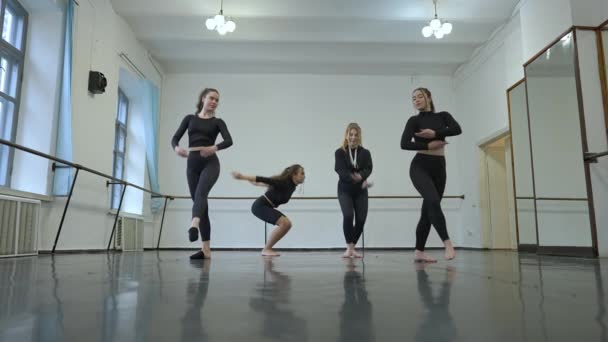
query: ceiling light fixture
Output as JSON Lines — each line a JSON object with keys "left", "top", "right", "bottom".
{"left": 205, "top": 0, "right": 235, "bottom": 35}
{"left": 421, "top": 0, "right": 452, "bottom": 39}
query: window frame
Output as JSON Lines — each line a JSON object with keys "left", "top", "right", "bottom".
{"left": 0, "top": 0, "right": 27, "bottom": 187}
{"left": 111, "top": 88, "right": 129, "bottom": 209}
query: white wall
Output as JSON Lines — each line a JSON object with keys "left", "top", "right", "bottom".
{"left": 157, "top": 73, "right": 464, "bottom": 249}
{"left": 10, "top": 0, "right": 607, "bottom": 252}
{"left": 37, "top": 0, "right": 163, "bottom": 251}
{"left": 11, "top": 7, "right": 64, "bottom": 195}
{"left": 520, "top": 0, "right": 573, "bottom": 62}
{"left": 453, "top": 14, "right": 524, "bottom": 247}
{"left": 455, "top": 0, "right": 607, "bottom": 253}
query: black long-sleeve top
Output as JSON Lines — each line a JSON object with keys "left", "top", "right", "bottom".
{"left": 171, "top": 114, "right": 233, "bottom": 150}
{"left": 334, "top": 146, "right": 373, "bottom": 192}
{"left": 255, "top": 176, "right": 297, "bottom": 207}
{"left": 400, "top": 111, "right": 461, "bottom": 150}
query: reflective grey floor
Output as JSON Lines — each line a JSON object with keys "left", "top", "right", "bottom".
{"left": 0, "top": 251, "right": 607, "bottom": 342}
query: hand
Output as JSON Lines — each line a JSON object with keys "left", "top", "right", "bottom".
{"left": 352, "top": 173, "right": 363, "bottom": 182}
{"left": 362, "top": 180, "right": 374, "bottom": 189}
{"left": 415, "top": 129, "right": 436, "bottom": 139}
{"left": 199, "top": 145, "right": 218, "bottom": 157}
{"left": 175, "top": 146, "right": 188, "bottom": 158}
{"left": 428, "top": 140, "right": 448, "bottom": 150}
{"left": 231, "top": 171, "right": 243, "bottom": 180}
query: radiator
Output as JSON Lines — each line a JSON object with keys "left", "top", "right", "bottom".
{"left": 114, "top": 214, "right": 144, "bottom": 252}
{"left": 0, "top": 195, "right": 40, "bottom": 257}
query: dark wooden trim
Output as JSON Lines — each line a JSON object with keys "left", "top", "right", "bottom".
{"left": 576, "top": 26, "right": 601, "bottom": 31}
{"left": 507, "top": 78, "right": 526, "bottom": 93}
{"left": 597, "top": 19, "right": 608, "bottom": 29}
{"left": 537, "top": 246, "right": 596, "bottom": 258}
{"left": 524, "top": 27, "right": 575, "bottom": 67}
{"left": 535, "top": 197, "right": 588, "bottom": 201}
{"left": 596, "top": 28, "right": 608, "bottom": 138}
{"left": 507, "top": 79, "right": 526, "bottom": 245}
{"left": 518, "top": 244, "right": 538, "bottom": 253}
{"left": 573, "top": 29, "right": 600, "bottom": 257}
{"left": 522, "top": 71, "right": 541, "bottom": 246}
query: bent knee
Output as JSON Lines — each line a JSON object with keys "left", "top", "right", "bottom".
{"left": 278, "top": 217, "right": 292, "bottom": 230}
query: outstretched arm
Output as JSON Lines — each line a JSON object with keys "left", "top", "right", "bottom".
{"left": 232, "top": 172, "right": 269, "bottom": 187}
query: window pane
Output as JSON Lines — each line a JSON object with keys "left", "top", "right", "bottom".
{"left": 2, "top": 2, "right": 25, "bottom": 50}
{"left": 111, "top": 184, "right": 123, "bottom": 209}
{"left": 115, "top": 128, "right": 126, "bottom": 153}
{"left": 0, "top": 98, "right": 15, "bottom": 186}
{"left": 113, "top": 154, "right": 124, "bottom": 179}
{"left": 0, "top": 96, "right": 15, "bottom": 140}
{"left": 117, "top": 92, "right": 128, "bottom": 124}
{"left": 0, "top": 55, "right": 19, "bottom": 97}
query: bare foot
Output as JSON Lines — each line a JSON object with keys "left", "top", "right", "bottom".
{"left": 445, "top": 248, "right": 455, "bottom": 260}
{"left": 444, "top": 241, "right": 456, "bottom": 260}
{"left": 352, "top": 250, "right": 363, "bottom": 259}
{"left": 414, "top": 250, "right": 437, "bottom": 263}
{"left": 342, "top": 249, "right": 353, "bottom": 258}
{"left": 262, "top": 249, "right": 280, "bottom": 257}
{"left": 203, "top": 248, "right": 212, "bottom": 259}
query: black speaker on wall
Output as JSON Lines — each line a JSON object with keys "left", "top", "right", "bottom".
{"left": 88, "top": 71, "right": 107, "bottom": 94}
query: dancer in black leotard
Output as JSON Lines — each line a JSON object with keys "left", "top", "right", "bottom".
{"left": 335, "top": 123, "right": 373, "bottom": 258}
{"left": 401, "top": 87, "right": 461, "bottom": 262}
{"left": 232, "top": 165, "right": 305, "bottom": 256}
{"left": 171, "top": 88, "right": 233, "bottom": 260}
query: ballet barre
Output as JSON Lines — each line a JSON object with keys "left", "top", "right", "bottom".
{"left": 152, "top": 194, "right": 465, "bottom": 250}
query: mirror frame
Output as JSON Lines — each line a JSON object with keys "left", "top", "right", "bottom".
{"left": 599, "top": 20, "right": 608, "bottom": 137}
{"left": 506, "top": 78, "right": 538, "bottom": 253}
{"left": 522, "top": 27, "right": 598, "bottom": 257}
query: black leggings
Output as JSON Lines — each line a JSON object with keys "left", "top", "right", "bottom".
{"left": 338, "top": 189, "right": 368, "bottom": 244}
{"left": 409, "top": 154, "right": 448, "bottom": 251}
{"left": 187, "top": 153, "right": 220, "bottom": 241}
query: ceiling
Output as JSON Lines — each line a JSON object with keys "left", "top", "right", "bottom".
{"left": 112, "top": 0, "right": 522, "bottom": 75}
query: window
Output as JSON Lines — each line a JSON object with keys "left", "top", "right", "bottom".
{"left": 111, "top": 89, "right": 129, "bottom": 209}
{"left": 0, "top": 0, "right": 27, "bottom": 187}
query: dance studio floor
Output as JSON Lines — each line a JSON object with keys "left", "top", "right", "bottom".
{"left": 0, "top": 250, "right": 606, "bottom": 341}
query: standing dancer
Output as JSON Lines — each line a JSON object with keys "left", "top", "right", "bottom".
{"left": 335, "top": 123, "right": 373, "bottom": 258}
{"left": 401, "top": 87, "right": 461, "bottom": 262}
{"left": 171, "top": 88, "right": 233, "bottom": 259}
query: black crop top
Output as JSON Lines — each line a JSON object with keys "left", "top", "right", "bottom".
{"left": 256, "top": 176, "right": 297, "bottom": 207}
{"left": 400, "top": 111, "right": 462, "bottom": 150}
{"left": 171, "top": 114, "right": 233, "bottom": 150}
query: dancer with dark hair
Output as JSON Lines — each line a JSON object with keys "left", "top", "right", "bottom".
{"left": 401, "top": 87, "right": 461, "bottom": 262}
{"left": 232, "top": 165, "right": 305, "bottom": 256}
{"left": 171, "top": 88, "right": 233, "bottom": 260}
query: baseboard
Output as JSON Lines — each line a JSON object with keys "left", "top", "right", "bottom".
{"left": 536, "top": 246, "right": 596, "bottom": 258}
{"left": 518, "top": 244, "right": 538, "bottom": 253}
{"left": 148, "top": 247, "right": 490, "bottom": 252}
{"left": 39, "top": 249, "right": 115, "bottom": 254}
